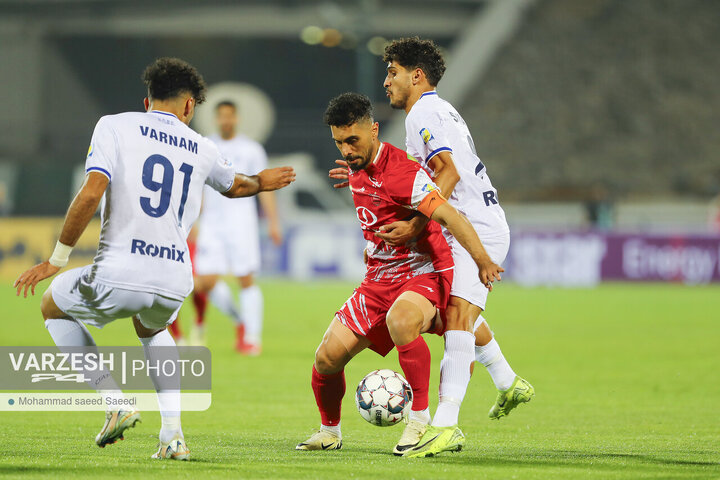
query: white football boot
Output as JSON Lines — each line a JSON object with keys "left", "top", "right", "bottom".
{"left": 95, "top": 409, "right": 141, "bottom": 447}
{"left": 152, "top": 433, "right": 190, "bottom": 460}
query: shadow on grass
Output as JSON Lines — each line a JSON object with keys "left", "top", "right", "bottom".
{"left": 2, "top": 448, "right": 717, "bottom": 476}
{"left": 421, "top": 449, "right": 720, "bottom": 469}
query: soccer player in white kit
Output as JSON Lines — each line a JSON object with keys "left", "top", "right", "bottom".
{"left": 382, "top": 37, "right": 534, "bottom": 455}
{"left": 14, "top": 57, "right": 295, "bottom": 460}
{"left": 191, "top": 101, "right": 282, "bottom": 354}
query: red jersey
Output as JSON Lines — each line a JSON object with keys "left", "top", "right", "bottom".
{"left": 348, "top": 142, "right": 453, "bottom": 283}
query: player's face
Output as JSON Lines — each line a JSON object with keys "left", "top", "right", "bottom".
{"left": 216, "top": 105, "right": 237, "bottom": 138}
{"left": 330, "top": 120, "right": 378, "bottom": 172}
{"left": 384, "top": 62, "right": 412, "bottom": 110}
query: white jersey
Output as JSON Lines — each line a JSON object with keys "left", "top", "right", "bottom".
{"left": 84, "top": 110, "right": 236, "bottom": 300}
{"left": 198, "top": 134, "right": 268, "bottom": 234}
{"left": 405, "top": 91, "right": 509, "bottom": 237}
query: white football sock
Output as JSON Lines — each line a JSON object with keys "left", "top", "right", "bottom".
{"left": 432, "top": 330, "right": 474, "bottom": 427}
{"left": 320, "top": 422, "right": 341, "bottom": 438}
{"left": 409, "top": 407, "right": 431, "bottom": 425}
{"left": 240, "top": 285, "right": 263, "bottom": 345}
{"left": 475, "top": 317, "right": 516, "bottom": 391}
{"left": 210, "top": 280, "right": 242, "bottom": 325}
{"left": 45, "top": 318, "right": 124, "bottom": 408}
{"left": 139, "top": 330, "right": 183, "bottom": 443}
{"left": 161, "top": 416, "right": 183, "bottom": 442}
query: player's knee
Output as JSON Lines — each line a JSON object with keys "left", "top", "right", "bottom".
{"left": 314, "top": 346, "right": 343, "bottom": 375}
{"left": 239, "top": 275, "right": 254, "bottom": 289}
{"left": 40, "top": 288, "right": 63, "bottom": 320}
{"left": 386, "top": 307, "right": 422, "bottom": 338}
{"left": 39, "top": 290, "right": 53, "bottom": 320}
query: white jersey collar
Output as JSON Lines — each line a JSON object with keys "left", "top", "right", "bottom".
{"left": 149, "top": 110, "right": 179, "bottom": 120}
{"left": 372, "top": 142, "right": 384, "bottom": 165}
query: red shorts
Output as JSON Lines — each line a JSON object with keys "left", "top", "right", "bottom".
{"left": 335, "top": 270, "right": 453, "bottom": 357}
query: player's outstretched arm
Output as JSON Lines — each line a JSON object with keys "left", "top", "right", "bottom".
{"left": 430, "top": 201, "right": 504, "bottom": 291}
{"left": 223, "top": 167, "right": 296, "bottom": 199}
{"left": 14, "top": 172, "right": 108, "bottom": 297}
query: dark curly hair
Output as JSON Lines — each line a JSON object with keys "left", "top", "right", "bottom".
{"left": 383, "top": 37, "right": 446, "bottom": 86}
{"left": 324, "top": 92, "right": 374, "bottom": 127}
{"left": 142, "top": 57, "right": 207, "bottom": 104}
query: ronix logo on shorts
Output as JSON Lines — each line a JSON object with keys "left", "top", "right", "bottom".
{"left": 131, "top": 239, "right": 185, "bottom": 263}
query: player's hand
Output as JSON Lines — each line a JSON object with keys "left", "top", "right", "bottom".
{"left": 14, "top": 261, "right": 61, "bottom": 298}
{"left": 363, "top": 248, "right": 368, "bottom": 265}
{"left": 477, "top": 259, "right": 504, "bottom": 292}
{"left": 269, "top": 223, "right": 283, "bottom": 246}
{"left": 375, "top": 218, "right": 425, "bottom": 247}
{"left": 258, "top": 167, "right": 296, "bottom": 192}
{"left": 329, "top": 160, "right": 350, "bottom": 189}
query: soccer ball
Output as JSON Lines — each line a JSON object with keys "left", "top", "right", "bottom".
{"left": 355, "top": 369, "right": 413, "bottom": 427}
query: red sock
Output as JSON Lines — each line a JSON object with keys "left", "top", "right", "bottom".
{"left": 193, "top": 292, "right": 208, "bottom": 325}
{"left": 396, "top": 336, "right": 431, "bottom": 412}
{"left": 311, "top": 365, "right": 345, "bottom": 426}
{"left": 167, "top": 317, "right": 182, "bottom": 339}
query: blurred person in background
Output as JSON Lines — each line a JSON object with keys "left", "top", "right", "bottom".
{"left": 176, "top": 100, "right": 282, "bottom": 355}
{"left": 585, "top": 184, "right": 614, "bottom": 230}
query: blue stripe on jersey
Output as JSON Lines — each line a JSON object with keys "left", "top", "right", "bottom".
{"left": 150, "top": 110, "right": 178, "bottom": 119}
{"left": 86, "top": 166, "right": 111, "bottom": 180}
{"left": 427, "top": 146, "right": 452, "bottom": 161}
{"left": 421, "top": 91, "right": 438, "bottom": 98}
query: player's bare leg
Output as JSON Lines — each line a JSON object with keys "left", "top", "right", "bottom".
{"left": 134, "top": 317, "right": 189, "bottom": 460}
{"left": 474, "top": 315, "right": 534, "bottom": 419}
{"left": 237, "top": 273, "right": 262, "bottom": 355}
{"left": 296, "top": 318, "right": 370, "bottom": 451}
{"left": 385, "top": 291, "right": 437, "bottom": 456}
{"left": 41, "top": 288, "right": 140, "bottom": 448}
{"left": 191, "top": 274, "right": 218, "bottom": 346}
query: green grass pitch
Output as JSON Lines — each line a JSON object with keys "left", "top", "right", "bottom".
{"left": 0, "top": 280, "right": 719, "bottom": 479}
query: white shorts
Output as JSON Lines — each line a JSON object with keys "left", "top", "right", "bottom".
{"left": 50, "top": 266, "right": 183, "bottom": 330}
{"left": 194, "top": 228, "right": 261, "bottom": 277}
{"left": 448, "top": 232, "right": 510, "bottom": 310}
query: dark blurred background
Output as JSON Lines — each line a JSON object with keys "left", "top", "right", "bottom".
{"left": 2, "top": 0, "right": 719, "bottom": 285}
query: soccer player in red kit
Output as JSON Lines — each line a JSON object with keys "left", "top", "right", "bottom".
{"left": 296, "top": 93, "right": 503, "bottom": 455}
